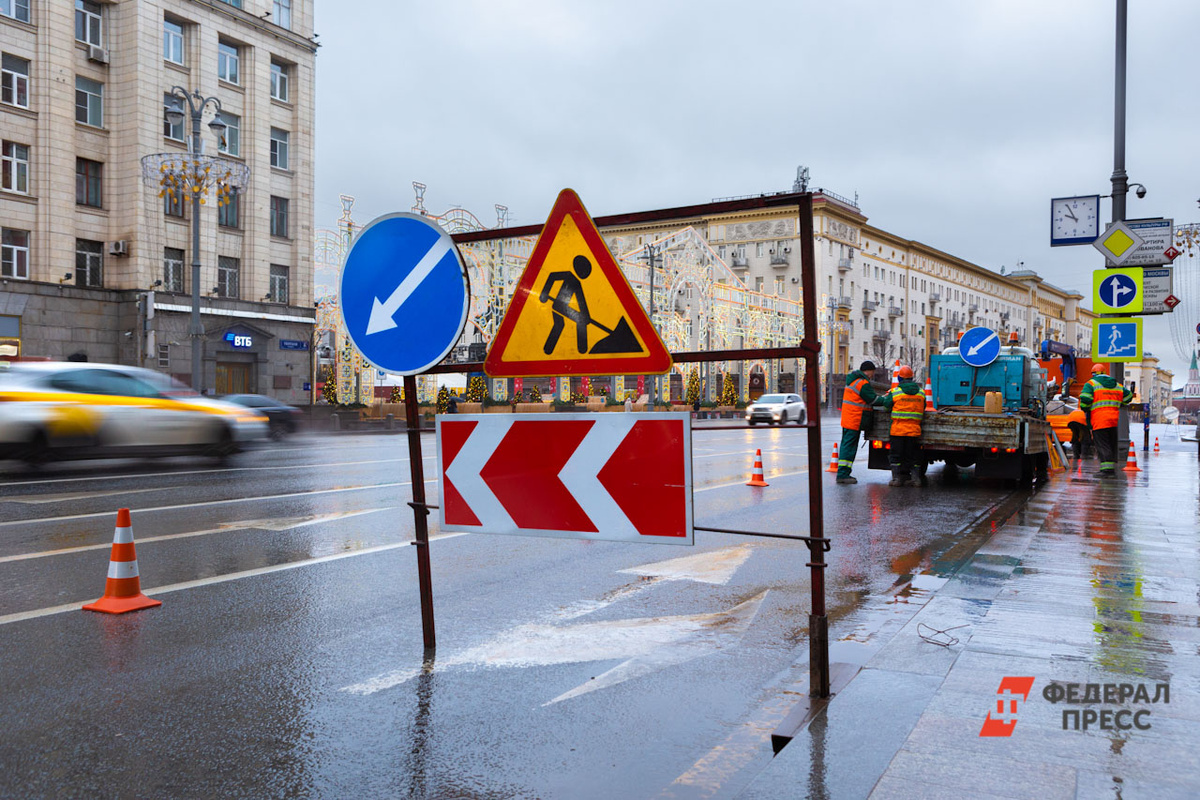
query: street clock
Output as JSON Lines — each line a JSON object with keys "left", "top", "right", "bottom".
{"left": 1050, "top": 195, "right": 1100, "bottom": 246}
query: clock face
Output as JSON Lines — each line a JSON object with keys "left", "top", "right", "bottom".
{"left": 1051, "top": 195, "right": 1100, "bottom": 245}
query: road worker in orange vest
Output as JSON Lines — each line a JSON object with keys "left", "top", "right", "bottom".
{"left": 836, "top": 360, "right": 880, "bottom": 485}
{"left": 1079, "top": 363, "right": 1133, "bottom": 476}
{"left": 881, "top": 364, "right": 926, "bottom": 486}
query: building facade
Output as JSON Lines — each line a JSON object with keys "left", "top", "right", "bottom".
{"left": 444, "top": 184, "right": 1100, "bottom": 404}
{"left": 0, "top": 0, "right": 316, "bottom": 402}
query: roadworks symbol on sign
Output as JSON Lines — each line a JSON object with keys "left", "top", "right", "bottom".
{"left": 483, "top": 188, "right": 672, "bottom": 377}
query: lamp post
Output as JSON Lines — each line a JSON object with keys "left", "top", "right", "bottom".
{"left": 145, "top": 88, "right": 248, "bottom": 393}
{"left": 165, "top": 88, "right": 225, "bottom": 394}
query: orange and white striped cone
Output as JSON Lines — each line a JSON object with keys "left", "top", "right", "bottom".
{"left": 826, "top": 442, "right": 839, "bottom": 473}
{"left": 924, "top": 378, "right": 935, "bottom": 411}
{"left": 1122, "top": 441, "right": 1141, "bottom": 473}
{"left": 746, "top": 449, "right": 769, "bottom": 487}
{"left": 83, "top": 508, "right": 161, "bottom": 615}
{"left": 1154, "top": 437, "right": 1160, "bottom": 454}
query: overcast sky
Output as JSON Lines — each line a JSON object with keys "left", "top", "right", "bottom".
{"left": 313, "top": 0, "right": 1200, "bottom": 385}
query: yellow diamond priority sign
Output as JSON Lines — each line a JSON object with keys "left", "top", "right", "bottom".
{"left": 1092, "top": 221, "right": 1145, "bottom": 265}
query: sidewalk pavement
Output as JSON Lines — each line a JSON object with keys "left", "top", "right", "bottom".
{"left": 740, "top": 448, "right": 1200, "bottom": 799}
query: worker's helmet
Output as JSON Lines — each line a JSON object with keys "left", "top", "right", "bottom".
{"left": 1091, "top": 363, "right": 1109, "bottom": 375}
{"left": 897, "top": 365, "right": 914, "bottom": 380}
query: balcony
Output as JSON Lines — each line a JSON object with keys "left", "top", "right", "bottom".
{"left": 861, "top": 300, "right": 878, "bottom": 314}
{"left": 827, "top": 298, "right": 840, "bottom": 310}
{"left": 969, "top": 304, "right": 979, "bottom": 314}
{"left": 731, "top": 256, "right": 748, "bottom": 268}
{"left": 888, "top": 305, "right": 903, "bottom": 318}
{"left": 872, "top": 330, "right": 891, "bottom": 342}
{"left": 837, "top": 257, "right": 853, "bottom": 273}
{"left": 929, "top": 292, "right": 941, "bottom": 303}
{"left": 837, "top": 296, "right": 853, "bottom": 310}
{"left": 836, "top": 332, "right": 849, "bottom": 346}
{"left": 769, "top": 248, "right": 790, "bottom": 266}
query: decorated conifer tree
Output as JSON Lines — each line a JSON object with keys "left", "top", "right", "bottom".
{"left": 436, "top": 385, "right": 450, "bottom": 414}
{"left": 685, "top": 369, "right": 701, "bottom": 406}
{"left": 466, "top": 376, "right": 487, "bottom": 402}
{"left": 390, "top": 385, "right": 401, "bottom": 403}
{"left": 321, "top": 366, "right": 337, "bottom": 405}
{"left": 720, "top": 372, "right": 737, "bottom": 405}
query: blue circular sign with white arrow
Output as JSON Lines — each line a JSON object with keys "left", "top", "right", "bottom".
{"left": 340, "top": 213, "right": 470, "bottom": 376}
{"left": 959, "top": 326, "right": 1001, "bottom": 367}
{"left": 1098, "top": 272, "right": 1138, "bottom": 310}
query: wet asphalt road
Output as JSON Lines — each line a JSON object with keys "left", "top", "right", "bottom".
{"left": 0, "top": 417, "right": 1070, "bottom": 799}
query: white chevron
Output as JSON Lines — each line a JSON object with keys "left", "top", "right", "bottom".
{"left": 442, "top": 420, "right": 516, "bottom": 533}
{"left": 558, "top": 414, "right": 637, "bottom": 538}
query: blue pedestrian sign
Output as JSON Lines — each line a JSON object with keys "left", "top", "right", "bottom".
{"left": 340, "top": 213, "right": 470, "bottom": 376}
{"left": 1092, "top": 317, "right": 1143, "bottom": 363}
{"left": 958, "top": 326, "right": 1001, "bottom": 367}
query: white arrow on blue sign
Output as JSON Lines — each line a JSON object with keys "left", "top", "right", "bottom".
{"left": 340, "top": 213, "right": 470, "bottom": 376}
{"left": 958, "top": 326, "right": 1001, "bottom": 367}
{"left": 1098, "top": 272, "right": 1138, "bottom": 310}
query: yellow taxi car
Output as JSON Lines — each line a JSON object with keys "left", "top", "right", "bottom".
{"left": 0, "top": 361, "right": 269, "bottom": 464}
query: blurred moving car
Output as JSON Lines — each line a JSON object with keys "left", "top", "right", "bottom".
{"left": 745, "top": 393, "right": 807, "bottom": 426}
{"left": 0, "top": 361, "right": 269, "bottom": 464}
{"left": 222, "top": 394, "right": 303, "bottom": 439}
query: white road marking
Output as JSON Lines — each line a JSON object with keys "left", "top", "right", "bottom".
{"left": 618, "top": 544, "right": 753, "bottom": 585}
{"left": 1, "top": 487, "right": 170, "bottom": 505}
{"left": 0, "top": 456, "right": 432, "bottom": 490}
{"left": 0, "top": 509, "right": 393, "bottom": 564}
{"left": 0, "top": 480, "right": 431, "bottom": 529}
{"left": 0, "top": 531, "right": 472, "bottom": 628}
{"left": 342, "top": 591, "right": 769, "bottom": 702}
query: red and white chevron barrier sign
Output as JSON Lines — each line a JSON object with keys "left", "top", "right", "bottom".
{"left": 437, "top": 412, "right": 693, "bottom": 545}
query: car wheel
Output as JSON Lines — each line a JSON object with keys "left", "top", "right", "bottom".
{"left": 797, "top": 410, "right": 807, "bottom": 426}
{"left": 22, "top": 430, "right": 49, "bottom": 468}
{"left": 208, "top": 426, "right": 238, "bottom": 462}
{"left": 748, "top": 420, "right": 757, "bottom": 427}
{"left": 269, "top": 423, "right": 286, "bottom": 441}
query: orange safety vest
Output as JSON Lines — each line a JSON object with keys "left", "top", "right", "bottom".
{"left": 890, "top": 389, "right": 925, "bottom": 437}
{"left": 1089, "top": 386, "right": 1124, "bottom": 430}
{"left": 841, "top": 377, "right": 870, "bottom": 430}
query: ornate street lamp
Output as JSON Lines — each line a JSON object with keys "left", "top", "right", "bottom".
{"left": 142, "top": 87, "right": 250, "bottom": 393}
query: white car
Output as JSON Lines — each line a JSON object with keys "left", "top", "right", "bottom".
{"left": 0, "top": 361, "right": 269, "bottom": 464}
{"left": 745, "top": 393, "right": 807, "bottom": 426}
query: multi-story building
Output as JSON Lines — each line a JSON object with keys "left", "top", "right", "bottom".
{"left": 0, "top": 0, "right": 316, "bottom": 401}
{"left": 449, "top": 183, "right": 1100, "bottom": 404}
{"left": 1122, "top": 353, "right": 1174, "bottom": 421}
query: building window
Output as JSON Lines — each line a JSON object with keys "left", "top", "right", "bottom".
{"left": 75, "top": 158, "right": 102, "bottom": 207}
{"left": 217, "top": 256, "right": 239, "bottom": 298}
{"left": 218, "top": 188, "right": 239, "bottom": 228}
{"left": 270, "top": 60, "right": 289, "bottom": 102}
{"left": 75, "top": 1, "right": 102, "bottom": 46}
{"left": 1, "top": 54, "right": 29, "bottom": 109}
{"left": 273, "top": 0, "right": 291, "bottom": 29}
{"left": 0, "top": 0, "right": 30, "bottom": 24}
{"left": 163, "top": 247, "right": 184, "bottom": 293}
{"left": 157, "top": 343, "right": 170, "bottom": 368}
{"left": 2, "top": 141, "right": 29, "bottom": 194}
{"left": 75, "top": 76, "right": 103, "bottom": 127}
{"left": 218, "top": 0, "right": 243, "bottom": 7}
{"left": 217, "top": 41, "right": 239, "bottom": 85}
{"left": 163, "top": 94, "right": 184, "bottom": 140}
{"left": 164, "top": 189, "right": 184, "bottom": 218}
{"left": 270, "top": 195, "right": 289, "bottom": 238}
{"left": 270, "top": 128, "right": 289, "bottom": 169}
{"left": 75, "top": 239, "right": 103, "bottom": 287}
{"left": 216, "top": 111, "right": 239, "bottom": 156}
{"left": 269, "top": 264, "right": 289, "bottom": 304}
{"left": 1, "top": 228, "right": 29, "bottom": 279}
{"left": 163, "top": 19, "right": 184, "bottom": 64}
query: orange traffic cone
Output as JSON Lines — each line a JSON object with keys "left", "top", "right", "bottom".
{"left": 826, "top": 442, "right": 839, "bottom": 473}
{"left": 83, "top": 509, "right": 161, "bottom": 615}
{"left": 924, "top": 378, "right": 935, "bottom": 411}
{"left": 1154, "top": 437, "right": 1160, "bottom": 454}
{"left": 1122, "top": 441, "right": 1141, "bottom": 473}
{"left": 746, "top": 449, "right": 769, "bottom": 486}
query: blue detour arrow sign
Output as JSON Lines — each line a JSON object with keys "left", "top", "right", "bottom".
{"left": 340, "top": 213, "right": 470, "bottom": 375}
{"left": 959, "top": 326, "right": 1001, "bottom": 367}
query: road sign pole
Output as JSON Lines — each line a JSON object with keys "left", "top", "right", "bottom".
{"left": 404, "top": 374, "right": 436, "bottom": 651}
{"left": 1111, "top": 0, "right": 1130, "bottom": 453}
{"left": 799, "top": 194, "right": 830, "bottom": 699}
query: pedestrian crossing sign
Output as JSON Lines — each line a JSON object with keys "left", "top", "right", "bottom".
{"left": 1092, "top": 317, "right": 1142, "bottom": 362}
{"left": 484, "top": 188, "right": 672, "bottom": 377}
